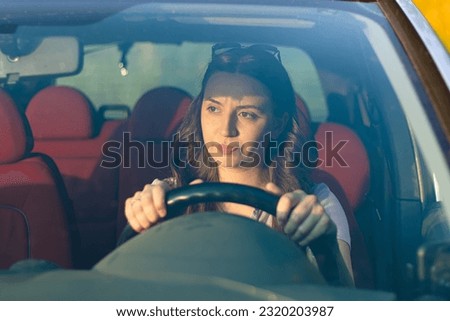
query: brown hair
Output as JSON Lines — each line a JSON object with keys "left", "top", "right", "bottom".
{"left": 170, "top": 45, "right": 313, "bottom": 213}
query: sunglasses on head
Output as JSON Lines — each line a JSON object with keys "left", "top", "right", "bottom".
{"left": 211, "top": 43, "right": 282, "bottom": 63}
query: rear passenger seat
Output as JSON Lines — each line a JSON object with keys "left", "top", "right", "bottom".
{"left": 0, "top": 88, "right": 73, "bottom": 268}
{"left": 26, "top": 86, "right": 125, "bottom": 268}
{"left": 116, "top": 86, "right": 192, "bottom": 236}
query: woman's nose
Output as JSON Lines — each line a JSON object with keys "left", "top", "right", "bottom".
{"left": 220, "top": 114, "right": 238, "bottom": 137}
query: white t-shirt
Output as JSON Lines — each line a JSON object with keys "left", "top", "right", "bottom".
{"left": 313, "top": 183, "right": 351, "bottom": 248}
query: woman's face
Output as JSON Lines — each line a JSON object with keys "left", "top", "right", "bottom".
{"left": 200, "top": 72, "right": 279, "bottom": 169}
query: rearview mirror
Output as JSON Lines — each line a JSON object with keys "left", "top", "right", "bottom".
{"left": 0, "top": 36, "right": 81, "bottom": 80}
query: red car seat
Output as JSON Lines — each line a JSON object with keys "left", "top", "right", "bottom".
{"left": 294, "top": 94, "right": 373, "bottom": 287}
{"left": 26, "top": 86, "right": 123, "bottom": 268}
{"left": 312, "top": 122, "right": 373, "bottom": 288}
{"left": 128, "top": 86, "right": 192, "bottom": 139}
{"left": 0, "top": 89, "right": 73, "bottom": 268}
{"left": 116, "top": 86, "right": 192, "bottom": 236}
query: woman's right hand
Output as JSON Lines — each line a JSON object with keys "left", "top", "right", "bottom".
{"left": 125, "top": 180, "right": 170, "bottom": 232}
{"left": 125, "top": 179, "right": 203, "bottom": 232}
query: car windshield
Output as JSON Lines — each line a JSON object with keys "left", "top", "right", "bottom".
{"left": 0, "top": 0, "right": 449, "bottom": 303}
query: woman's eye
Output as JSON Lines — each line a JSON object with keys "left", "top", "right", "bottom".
{"left": 239, "top": 111, "right": 257, "bottom": 120}
{"left": 206, "top": 106, "right": 220, "bottom": 113}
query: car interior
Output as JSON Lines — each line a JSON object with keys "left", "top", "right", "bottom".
{"left": 0, "top": 1, "right": 448, "bottom": 299}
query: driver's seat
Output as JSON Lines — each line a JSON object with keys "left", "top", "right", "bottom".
{"left": 116, "top": 86, "right": 192, "bottom": 237}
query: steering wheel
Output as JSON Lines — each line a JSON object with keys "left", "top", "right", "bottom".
{"left": 117, "top": 182, "right": 280, "bottom": 244}
{"left": 106, "top": 183, "right": 339, "bottom": 286}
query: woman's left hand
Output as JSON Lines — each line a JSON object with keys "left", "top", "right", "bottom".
{"left": 265, "top": 182, "right": 337, "bottom": 247}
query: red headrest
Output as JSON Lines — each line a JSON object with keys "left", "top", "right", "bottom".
{"left": 129, "top": 87, "right": 192, "bottom": 139}
{"left": 313, "top": 122, "right": 370, "bottom": 210}
{"left": 0, "top": 89, "right": 32, "bottom": 164}
{"left": 26, "top": 86, "right": 94, "bottom": 140}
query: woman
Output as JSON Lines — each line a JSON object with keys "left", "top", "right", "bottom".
{"left": 125, "top": 43, "right": 354, "bottom": 286}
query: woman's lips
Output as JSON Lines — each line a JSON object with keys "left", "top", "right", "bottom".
{"left": 221, "top": 144, "right": 239, "bottom": 155}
